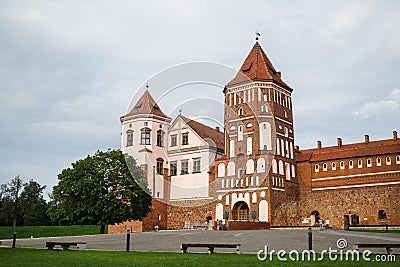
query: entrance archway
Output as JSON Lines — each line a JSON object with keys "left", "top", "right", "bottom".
{"left": 232, "top": 201, "right": 249, "bottom": 221}
{"left": 310, "top": 210, "right": 320, "bottom": 226}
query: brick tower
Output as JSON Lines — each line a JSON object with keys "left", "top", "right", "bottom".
{"left": 215, "top": 41, "right": 298, "bottom": 226}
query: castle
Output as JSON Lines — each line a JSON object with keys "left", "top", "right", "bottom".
{"left": 110, "top": 41, "right": 400, "bottom": 232}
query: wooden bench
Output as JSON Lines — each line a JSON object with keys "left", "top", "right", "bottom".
{"left": 181, "top": 243, "right": 240, "bottom": 254}
{"left": 354, "top": 243, "right": 400, "bottom": 255}
{"left": 46, "top": 241, "right": 86, "bottom": 251}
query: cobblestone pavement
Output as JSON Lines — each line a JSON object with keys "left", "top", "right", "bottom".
{"left": 1, "top": 229, "right": 399, "bottom": 254}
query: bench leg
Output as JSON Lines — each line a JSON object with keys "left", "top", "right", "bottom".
{"left": 61, "top": 245, "right": 70, "bottom": 251}
{"left": 47, "top": 246, "right": 54, "bottom": 250}
{"left": 236, "top": 245, "right": 240, "bottom": 254}
{"left": 181, "top": 246, "right": 187, "bottom": 253}
{"left": 208, "top": 247, "right": 214, "bottom": 254}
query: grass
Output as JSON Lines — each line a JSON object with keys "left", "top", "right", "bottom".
{"left": 0, "top": 225, "right": 105, "bottom": 239}
{"left": 0, "top": 248, "right": 398, "bottom": 267}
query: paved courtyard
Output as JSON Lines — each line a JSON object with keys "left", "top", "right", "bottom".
{"left": 1, "top": 229, "right": 399, "bottom": 254}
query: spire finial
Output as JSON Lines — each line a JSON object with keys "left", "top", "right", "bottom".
{"left": 145, "top": 82, "right": 149, "bottom": 91}
{"left": 255, "top": 31, "right": 261, "bottom": 41}
{"left": 179, "top": 109, "right": 182, "bottom": 116}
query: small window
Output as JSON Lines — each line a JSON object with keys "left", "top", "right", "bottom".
{"left": 181, "top": 161, "right": 188, "bottom": 175}
{"left": 396, "top": 155, "right": 400, "bottom": 164}
{"left": 386, "top": 156, "right": 391, "bottom": 165}
{"left": 323, "top": 163, "right": 327, "bottom": 171}
{"left": 127, "top": 131, "right": 133, "bottom": 146}
{"left": 170, "top": 135, "right": 177, "bottom": 147}
{"left": 156, "top": 158, "right": 164, "bottom": 175}
{"left": 284, "top": 127, "right": 288, "bottom": 137}
{"left": 378, "top": 210, "right": 387, "bottom": 220}
{"left": 349, "top": 160, "right": 354, "bottom": 169}
{"left": 284, "top": 110, "right": 287, "bottom": 118}
{"left": 367, "top": 158, "right": 372, "bottom": 167}
{"left": 377, "top": 157, "right": 382, "bottom": 166}
{"left": 340, "top": 161, "right": 345, "bottom": 170}
{"left": 140, "top": 128, "right": 151, "bottom": 145}
{"left": 170, "top": 162, "right": 177, "bottom": 176}
{"left": 331, "top": 162, "right": 336, "bottom": 171}
{"left": 182, "top": 133, "right": 189, "bottom": 145}
{"left": 314, "top": 164, "right": 319, "bottom": 173}
{"left": 156, "top": 130, "right": 164, "bottom": 147}
{"left": 261, "top": 104, "right": 268, "bottom": 113}
{"left": 358, "top": 159, "right": 362, "bottom": 168}
{"left": 238, "top": 108, "right": 244, "bottom": 116}
{"left": 193, "top": 159, "right": 201, "bottom": 173}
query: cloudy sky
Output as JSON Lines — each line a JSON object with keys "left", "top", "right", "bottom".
{"left": 1, "top": 0, "right": 399, "bottom": 195}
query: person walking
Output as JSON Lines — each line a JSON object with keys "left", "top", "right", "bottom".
{"left": 221, "top": 219, "right": 226, "bottom": 231}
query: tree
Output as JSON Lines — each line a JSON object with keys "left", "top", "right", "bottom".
{"left": 8, "top": 175, "right": 23, "bottom": 227}
{"left": 48, "top": 149, "right": 152, "bottom": 233}
{"left": 20, "top": 180, "right": 51, "bottom": 226}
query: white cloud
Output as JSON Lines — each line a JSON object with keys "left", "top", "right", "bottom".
{"left": 354, "top": 89, "right": 400, "bottom": 119}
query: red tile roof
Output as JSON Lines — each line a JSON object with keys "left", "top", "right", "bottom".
{"left": 226, "top": 42, "right": 292, "bottom": 91}
{"left": 297, "top": 138, "right": 400, "bottom": 162}
{"left": 121, "top": 90, "right": 169, "bottom": 120}
{"left": 181, "top": 116, "right": 224, "bottom": 152}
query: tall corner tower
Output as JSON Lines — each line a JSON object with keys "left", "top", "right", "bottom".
{"left": 120, "top": 90, "right": 172, "bottom": 200}
{"left": 220, "top": 41, "right": 297, "bottom": 225}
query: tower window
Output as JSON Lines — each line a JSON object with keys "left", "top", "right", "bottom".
{"left": 181, "top": 160, "right": 189, "bottom": 175}
{"left": 140, "top": 128, "right": 151, "bottom": 145}
{"left": 238, "top": 168, "right": 244, "bottom": 178}
{"left": 193, "top": 159, "right": 201, "bottom": 173}
{"left": 170, "top": 162, "right": 177, "bottom": 176}
{"left": 127, "top": 131, "right": 133, "bottom": 146}
{"left": 238, "top": 108, "right": 244, "bottom": 116}
{"left": 170, "top": 135, "right": 177, "bottom": 147}
{"left": 156, "top": 158, "right": 164, "bottom": 175}
{"left": 182, "top": 133, "right": 189, "bottom": 145}
{"left": 261, "top": 104, "right": 268, "bottom": 113}
{"left": 396, "top": 155, "right": 400, "bottom": 164}
{"left": 156, "top": 130, "right": 164, "bottom": 147}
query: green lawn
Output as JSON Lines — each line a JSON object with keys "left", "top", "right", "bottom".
{"left": 0, "top": 248, "right": 398, "bottom": 267}
{"left": 0, "top": 225, "right": 105, "bottom": 239}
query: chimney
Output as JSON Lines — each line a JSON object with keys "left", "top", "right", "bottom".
{"left": 215, "top": 126, "right": 220, "bottom": 132}
{"left": 394, "top": 131, "right": 398, "bottom": 141}
{"left": 317, "top": 141, "right": 322, "bottom": 149}
{"left": 364, "top": 135, "right": 369, "bottom": 144}
{"left": 337, "top": 138, "right": 342, "bottom": 148}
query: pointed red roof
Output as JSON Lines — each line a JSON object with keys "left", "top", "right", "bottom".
{"left": 227, "top": 42, "right": 292, "bottom": 90}
{"left": 121, "top": 90, "right": 170, "bottom": 121}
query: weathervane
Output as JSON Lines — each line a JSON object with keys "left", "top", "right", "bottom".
{"left": 255, "top": 31, "right": 261, "bottom": 41}
{"left": 146, "top": 82, "right": 149, "bottom": 90}
{"left": 179, "top": 109, "right": 182, "bottom": 116}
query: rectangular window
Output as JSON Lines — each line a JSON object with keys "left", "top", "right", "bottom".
{"left": 156, "top": 131, "right": 163, "bottom": 147}
{"left": 140, "top": 131, "right": 150, "bottom": 145}
{"left": 170, "top": 135, "right": 177, "bottom": 147}
{"left": 156, "top": 160, "right": 163, "bottom": 175}
{"left": 181, "top": 160, "right": 188, "bottom": 175}
{"left": 193, "top": 159, "right": 201, "bottom": 173}
{"left": 182, "top": 133, "right": 189, "bottom": 145}
{"left": 170, "top": 162, "right": 177, "bottom": 176}
{"left": 127, "top": 132, "right": 133, "bottom": 146}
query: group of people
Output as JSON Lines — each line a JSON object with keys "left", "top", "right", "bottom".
{"left": 215, "top": 219, "right": 226, "bottom": 231}
{"left": 318, "top": 219, "right": 330, "bottom": 230}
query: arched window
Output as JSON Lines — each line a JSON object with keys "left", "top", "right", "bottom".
{"left": 323, "top": 163, "right": 327, "bottom": 171}
{"left": 127, "top": 130, "right": 133, "bottom": 146}
{"left": 285, "top": 163, "right": 291, "bottom": 180}
{"left": 156, "top": 130, "right": 164, "bottom": 147}
{"left": 238, "top": 125, "right": 244, "bottom": 141}
{"left": 367, "top": 158, "right": 372, "bottom": 167}
{"left": 246, "top": 160, "right": 254, "bottom": 174}
{"left": 257, "top": 158, "right": 266, "bottom": 173}
{"left": 349, "top": 160, "right": 354, "bottom": 169}
{"left": 386, "top": 156, "right": 391, "bottom": 165}
{"left": 378, "top": 210, "right": 387, "bottom": 220}
{"left": 238, "top": 168, "right": 244, "bottom": 178}
{"left": 259, "top": 122, "right": 272, "bottom": 150}
{"left": 279, "top": 160, "right": 284, "bottom": 175}
{"left": 314, "top": 164, "right": 319, "bottom": 173}
{"left": 140, "top": 127, "right": 151, "bottom": 145}
{"left": 229, "top": 139, "right": 235, "bottom": 158}
{"left": 358, "top": 159, "right": 362, "bottom": 168}
{"left": 227, "top": 162, "right": 235, "bottom": 176}
{"left": 156, "top": 158, "right": 164, "bottom": 175}
{"left": 284, "top": 127, "right": 288, "bottom": 137}
{"left": 261, "top": 104, "right": 268, "bottom": 113}
{"left": 340, "top": 161, "right": 345, "bottom": 170}
{"left": 259, "top": 200, "right": 268, "bottom": 222}
{"left": 397, "top": 155, "right": 400, "bottom": 164}
{"left": 377, "top": 157, "right": 382, "bottom": 166}
{"left": 238, "top": 108, "right": 244, "bottom": 116}
{"left": 217, "top": 163, "right": 225, "bottom": 178}
{"left": 276, "top": 138, "right": 281, "bottom": 155}
{"left": 246, "top": 137, "right": 252, "bottom": 155}
{"left": 272, "top": 159, "right": 278, "bottom": 174}
{"left": 332, "top": 162, "right": 336, "bottom": 171}
{"left": 291, "top": 165, "right": 295, "bottom": 178}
